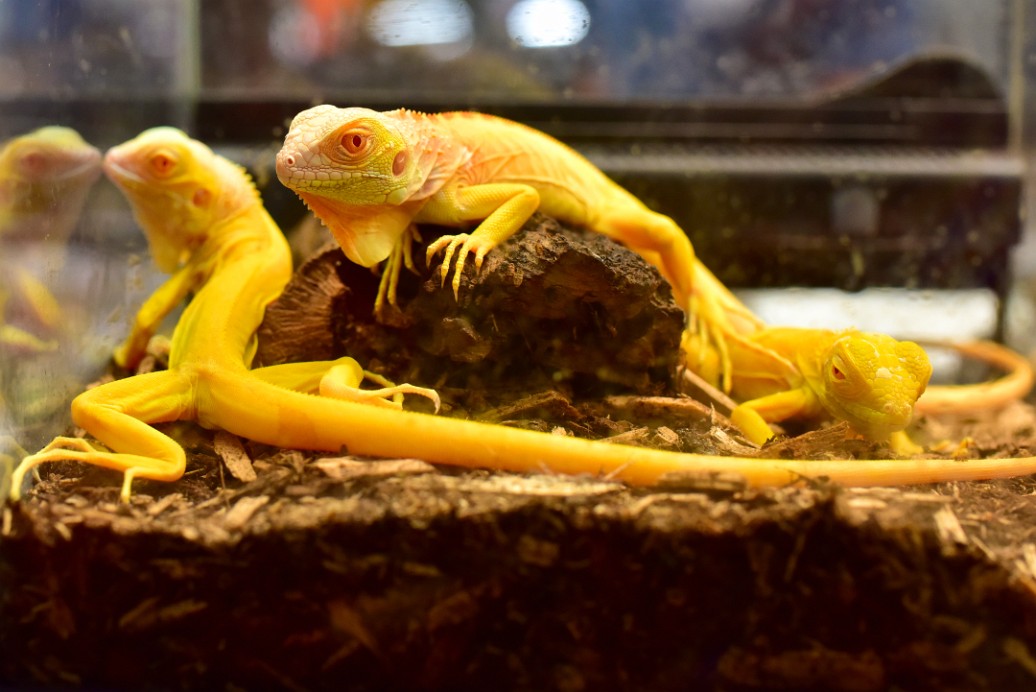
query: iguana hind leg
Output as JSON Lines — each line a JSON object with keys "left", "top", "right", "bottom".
{"left": 593, "top": 207, "right": 763, "bottom": 392}
{"left": 10, "top": 370, "right": 192, "bottom": 502}
{"left": 251, "top": 358, "right": 440, "bottom": 410}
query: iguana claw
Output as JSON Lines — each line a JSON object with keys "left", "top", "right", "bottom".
{"left": 426, "top": 232, "right": 492, "bottom": 299}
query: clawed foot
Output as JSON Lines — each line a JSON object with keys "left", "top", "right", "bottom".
{"left": 888, "top": 429, "right": 925, "bottom": 457}
{"left": 320, "top": 365, "right": 441, "bottom": 413}
{"left": 374, "top": 226, "right": 422, "bottom": 316}
{"left": 928, "top": 435, "right": 974, "bottom": 459}
{"left": 361, "top": 369, "right": 441, "bottom": 412}
{"left": 686, "top": 293, "right": 734, "bottom": 392}
{"left": 425, "top": 233, "right": 495, "bottom": 298}
{"left": 9, "top": 436, "right": 102, "bottom": 501}
{"left": 9, "top": 435, "right": 181, "bottom": 503}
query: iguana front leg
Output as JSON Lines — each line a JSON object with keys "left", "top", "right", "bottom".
{"left": 113, "top": 264, "right": 199, "bottom": 370}
{"left": 423, "top": 183, "right": 540, "bottom": 297}
{"left": 374, "top": 225, "right": 421, "bottom": 315}
{"left": 729, "top": 385, "right": 925, "bottom": 455}
{"left": 0, "top": 323, "right": 57, "bottom": 353}
{"left": 729, "top": 388, "right": 817, "bottom": 446}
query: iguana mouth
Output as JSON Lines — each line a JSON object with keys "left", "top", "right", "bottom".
{"left": 275, "top": 148, "right": 386, "bottom": 190}
{"left": 839, "top": 398, "right": 914, "bottom": 439}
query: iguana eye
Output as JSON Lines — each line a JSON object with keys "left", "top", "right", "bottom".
{"left": 340, "top": 132, "right": 368, "bottom": 155}
{"left": 830, "top": 355, "right": 848, "bottom": 381}
{"left": 150, "top": 151, "right": 177, "bottom": 176}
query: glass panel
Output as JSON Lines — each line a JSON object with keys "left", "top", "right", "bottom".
{"left": 0, "top": 0, "right": 198, "bottom": 98}
{"left": 0, "top": 0, "right": 1027, "bottom": 454}
{"left": 0, "top": 1, "right": 1015, "bottom": 104}
{"left": 197, "top": 0, "right": 1012, "bottom": 102}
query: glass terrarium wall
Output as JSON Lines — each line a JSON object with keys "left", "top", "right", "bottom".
{"left": 0, "top": 1, "right": 196, "bottom": 453}
{"left": 1008, "top": 0, "right": 1036, "bottom": 352}
{"left": 0, "top": 0, "right": 1030, "bottom": 450}
{"left": 197, "top": 0, "right": 1011, "bottom": 100}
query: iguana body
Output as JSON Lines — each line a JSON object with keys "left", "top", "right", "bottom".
{"left": 685, "top": 323, "right": 1034, "bottom": 451}
{"left": 13, "top": 128, "right": 1036, "bottom": 504}
{"left": 685, "top": 326, "right": 930, "bottom": 447}
{"left": 683, "top": 250, "right": 1031, "bottom": 449}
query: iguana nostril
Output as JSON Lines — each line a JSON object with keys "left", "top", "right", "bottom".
{"left": 274, "top": 151, "right": 296, "bottom": 183}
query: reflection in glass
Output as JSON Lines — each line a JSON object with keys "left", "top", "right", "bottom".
{"left": 0, "top": 127, "right": 101, "bottom": 492}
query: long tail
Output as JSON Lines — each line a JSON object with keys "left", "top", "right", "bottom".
{"left": 205, "top": 369, "right": 1036, "bottom": 488}
{"left": 916, "top": 340, "right": 1034, "bottom": 415}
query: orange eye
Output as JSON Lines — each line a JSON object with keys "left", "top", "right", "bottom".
{"left": 150, "top": 152, "right": 176, "bottom": 176}
{"left": 831, "top": 365, "right": 846, "bottom": 381}
{"left": 340, "top": 132, "right": 367, "bottom": 155}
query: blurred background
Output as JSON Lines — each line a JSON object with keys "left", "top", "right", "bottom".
{"left": 0, "top": 0, "right": 1033, "bottom": 450}
{"left": 0, "top": 1, "right": 1011, "bottom": 100}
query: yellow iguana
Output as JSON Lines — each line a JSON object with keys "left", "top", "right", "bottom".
{"left": 680, "top": 260, "right": 1033, "bottom": 452}
{"left": 12, "top": 127, "right": 1036, "bottom": 505}
{"left": 275, "top": 105, "right": 1032, "bottom": 454}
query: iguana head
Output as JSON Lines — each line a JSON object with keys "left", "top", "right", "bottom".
{"left": 276, "top": 105, "right": 425, "bottom": 206}
{"left": 815, "top": 331, "right": 932, "bottom": 439}
{"left": 0, "top": 126, "right": 102, "bottom": 240}
{"left": 276, "top": 105, "right": 433, "bottom": 266}
{"left": 104, "top": 127, "right": 256, "bottom": 272}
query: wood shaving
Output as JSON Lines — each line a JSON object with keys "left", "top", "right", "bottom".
{"left": 214, "top": 431, "right": 256, "bottom": 482}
